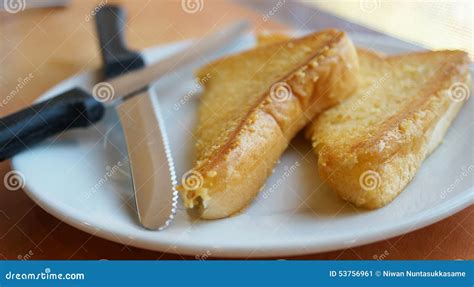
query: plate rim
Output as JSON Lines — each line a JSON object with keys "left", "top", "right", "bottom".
{"left": 18, "top": 181, "right": 473, "bottom": 257}
{"left": 12, "top": 33, "right": 474, "bottom": 258}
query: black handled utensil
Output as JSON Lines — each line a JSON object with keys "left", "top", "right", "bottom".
{"left": 0, "top": 20, "right": 250, "bottom": 161}
{"left": 95, "top": 4, "right": 145, "bottom": 78}
{"left": 0, "top": 88, "right": 104, "bottom": 161}
{"left": 0, "top": 4, "right": 143, "bottom": 162}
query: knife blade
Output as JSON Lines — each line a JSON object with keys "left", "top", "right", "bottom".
{"left": 95, "top": 5, "right": 177, "bottom": 230}
{"left": 116, "top": 92, "right": 178, "bottom": 230}
{"left": 0, "top": 20, "right": 251, "bottom": 161}
{"left": 104, "top": 20, "right": 250, "bottom": 102}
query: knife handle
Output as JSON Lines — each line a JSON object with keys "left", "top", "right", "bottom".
{"left": 0, "top": 88, "right": 105, "bottom": 161}
{"left": 95, "top": 5, "right": 145, "bottom": 79}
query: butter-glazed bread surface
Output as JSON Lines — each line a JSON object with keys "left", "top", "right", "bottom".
{"left": 307, "top": 48, "right": 471, "bottom": 209}
{"left": 179, "top": 29, "right": 359, "bottom": 219}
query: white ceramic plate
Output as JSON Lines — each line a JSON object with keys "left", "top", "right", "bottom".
{"left": 12, "top": 33, "right": 474, "bottom": 257}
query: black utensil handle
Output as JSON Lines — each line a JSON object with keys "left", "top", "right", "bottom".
{"left": 95, "top": 5, "right": 144, "bottom": 79}
{"left": 95, "top": 5, "right": 129, "bottom": 59}
{"left": 0, "top": 88, "right": 105, "bottom": 161}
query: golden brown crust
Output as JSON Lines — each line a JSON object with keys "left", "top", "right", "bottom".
{"left": 197, "top": 110, "right": 288, "bottom": 218}
{"left": 310, "top": 49, "right": 471, "bottom": 209}
{"left": 195, "top": 30, "right": 343, "bottom": 170}
{"left": 181, "top": 30, "right": 359, "bottom": 219}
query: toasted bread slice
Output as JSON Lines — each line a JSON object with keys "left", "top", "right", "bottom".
{"left": 179, "top": 29, "right": 359, "bottom": 219}
{"left": 307, "top": 48, "right": 471, "bottom": 209}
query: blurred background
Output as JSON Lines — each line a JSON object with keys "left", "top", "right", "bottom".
{"left": 309, "top": 0, "right": 473, "bottom": 59}
{"left": 1, "top": 0, "right": 472, "bottom": 110}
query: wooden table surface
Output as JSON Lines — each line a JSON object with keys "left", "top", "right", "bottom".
{"left": 0, "top": 0, "right": 472, "bottom": 260}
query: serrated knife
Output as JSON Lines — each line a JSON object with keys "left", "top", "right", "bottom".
{"left": 0, "top": 19, "right": 250, "bottom": 230}
{"left": 94, "top": 5, "right": 176, "bottom": 230}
